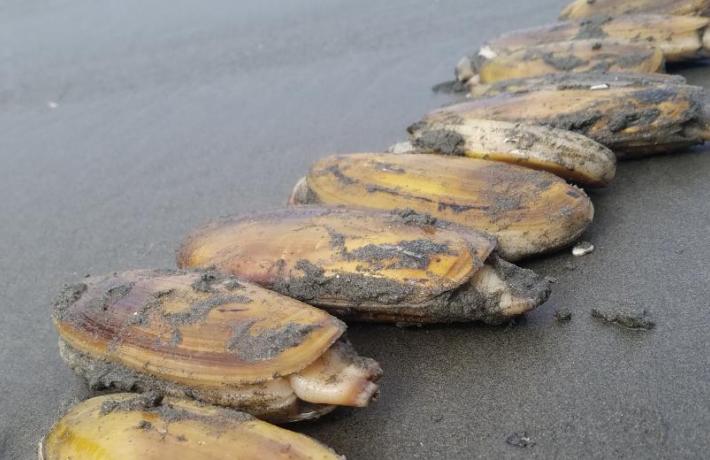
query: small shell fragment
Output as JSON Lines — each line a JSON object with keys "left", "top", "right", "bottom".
{"left": 178, "top": 207, "right": 552, "bottom": 324}
{"left": 288, "top": 153, "right": 594, "bottom": 261}
{"left": 52, "top": 270, "right": 381, "bottom": 422}
{"left": 572, "top": 241, "right": 595, "bottom": 256}
{"left": 39, "top": 394, "right": 344, "bottom": 460}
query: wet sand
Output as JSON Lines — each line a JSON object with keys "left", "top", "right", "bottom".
{"left": 1, "top": 0, "right": 709, "bottom": 458}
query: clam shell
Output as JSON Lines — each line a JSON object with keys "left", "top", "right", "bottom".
{"left": 289, "top": 154, "right": 593, "bottom": 261}
{"left": 560, "top": 0, "right": 710, "bottom": 20}
{"left": 407, "top": 118, "right": 616, "bottom": 187}
{"left": 178, "top": 207, "right": 551, "bottom": 323}
{"left": 467, "top": 72, "right": 687, "bottom": 99}
{"left": 53, "top": 270, "right": 381, "bottom": 421}
{"left": 179, "top": 207, "right": 494, "bottom": 305}
{"left": 39, "top": 394, "right": 343, "bottom": 460}
{"left": 484, "top": 15, "right": 708, "bottom": 63}
{"left": 54, "top": 270, "right": 344, "bottom": 386}
{"left": 425, "top": 85, "right": 710, "bottom": 156}
{"left": 475, "top": 39, "right": 664, "bottom": 84}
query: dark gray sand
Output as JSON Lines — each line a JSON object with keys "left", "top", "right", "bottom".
{"left": 1, "top": 1, "right": 709, "bottom": 458}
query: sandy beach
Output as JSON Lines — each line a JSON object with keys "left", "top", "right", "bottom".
{"left": 1, "top": 0, "right": 709, "bottom": 458}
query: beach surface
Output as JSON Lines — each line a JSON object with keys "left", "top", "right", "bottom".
{"left": 1, "top": 1, "right": 709, "bottom": 458}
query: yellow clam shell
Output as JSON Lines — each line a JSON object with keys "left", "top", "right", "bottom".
{"left": 39, "top": 394, "right": 343, "bottom": 460}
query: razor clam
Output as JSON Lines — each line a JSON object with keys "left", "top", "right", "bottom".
{"left": 40, "top": 393, "right": 343, "bottom": 460}
{"left": 462, "top": 38, "right": 664, "bottom": 85}
{"left": 406, "top": 118, "right": 616, "bottom": 187}
{"left": 287, "top": 154, "right": 594, "bottom": 261}
{"left": 177, "top": 206, "right": 552, "bottom": 324}
{"left": 53, "top": 269, "right": 381, "bottom": 422}
{"left": 421, "top": 84, "right": 710, "bottom": 156}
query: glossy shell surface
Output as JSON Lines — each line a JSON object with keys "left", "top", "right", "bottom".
{"left": 291, "top": 154, "right": 593, "bottom": 261}
{"left": 468, "top": 72, "right": 687, "bottom": 98}
{"left": 178, "top": 207, "right": 552, "bottom": 323}
{"left": 560, "top": 0, "right": 710, "bottom": 20}
{"left": 40, "top": 394, "right": 343, "bottom": 460}
{"left": 425, "top": 85, "right": 709, "bottom": 156}
{"left": 487, "top": 14, "right": 709, "bottom": 62}
{"left": 178, "top": 207, "right": 495, "bottom": 306}
{"left": 407, "top": 118, "right": 616, "bottom": 187}
{"left": 53, "top": 270, "right": 345, "bottom": 386}
{"left": 477, "top": 39, "right": 665, "bottom": 84}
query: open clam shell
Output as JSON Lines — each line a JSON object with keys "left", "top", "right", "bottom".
{"left": 287, "top": 154, "right": 593, "bottom": 261}
{"left": 178, "top": 207, "right": 551, "bottom": 324}
{"left": 52, "top": 270, "right": 381, "bottom": 422}
{"left": 39, "top": 393, "right": 344, "bottom": 460}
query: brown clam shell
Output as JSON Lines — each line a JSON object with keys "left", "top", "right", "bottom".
{"left": 486, "top": 14, "right": 708, "bottom": 62}
{"left": 560, "top": 0, "right": 710, "bottom": 20}
{"left": 423, "top": 85, "right": 710, "bottom": 156}
{"left": 54, "top": 270, "right": 344, "bottom": 386}
{"left": 40, "top": 393, "right": 344, "bottom": 460}
{"left": 288, "top": 154, "right": 593, "bottom": 261}
{"left": 178, "top": 207, "right": 552, "bottom": 324}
